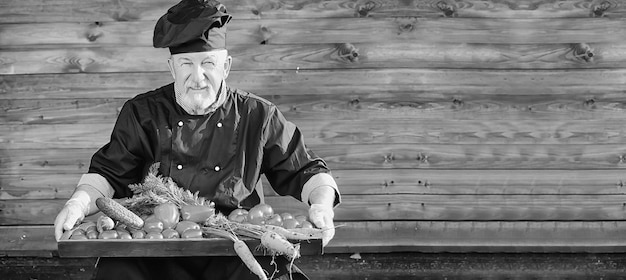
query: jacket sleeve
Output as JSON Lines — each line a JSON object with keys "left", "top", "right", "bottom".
{"left": 260, "top": 106, "right": 333, "bottom": 202}
{"left": 88, "top": 101, "right": 152, "bottom": 198}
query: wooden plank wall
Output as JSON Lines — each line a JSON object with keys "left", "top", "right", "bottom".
{"left": 2, "top": 0, "right": 626, "bottom": 253}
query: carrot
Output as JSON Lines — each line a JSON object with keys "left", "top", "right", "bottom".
{"left": 234, "top": 239, "right": 268, "bottom": 280}
{"left": 203, "top": 226, "right": 268, "bottom": 280}
{"left": 260, "top": 231, "right": 300, "bottom": 260}
{"left": 96, "top": 197, "right": 144, "bottom": 229}
{"left": 261, "top": 225, "right": 323, "bottom": 240}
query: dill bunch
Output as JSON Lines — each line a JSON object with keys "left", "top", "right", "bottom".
{"left": 121, "top": 162, "right": 213, "bottom": 215}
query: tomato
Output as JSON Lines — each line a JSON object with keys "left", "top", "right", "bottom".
{"left": 142, "top": 215, "right": 164, "bottom": 233}
{"left": 77, "top": 221, "right": 96, "bottom": 232}
{"left": 154, "top": 203, "right": 180, "bottom": 229}
{"left": 248, "top": 216, "right": 266, "bottom": 225}
{"left": 299, "top": 220, "right": 314, "bottom": 229}
{"left": 71, "top": 229, "right": 86, "bottom": 236}
{"left": 118, "top": 232, "right": 133, "bottom": 239}
{"left": 294, "top": 215, "right": 308, "bottom": 223}
{"left": 247, "top": 203, "right": 274, "bottom": 221}
{"left": 99, "top": 230, "right": 119, "bottom": 239}
{"left": 280, "top": 212, "right": 294, "bottom": 220}
{"left": 162, "top": 228, "right": 180, "bottom": 239}
{"left": 282, "top": 218, "right": 299, "bottom": 229}
{"left": 175, "top": 220, "right": 200, "bottom": 235}
{"left": 86, "top": 229, "right": 99, "bottom": 239}
{"left": 131, "top": 229, "right": 146, "bottom": 239}
{"left": 266, "top": 214, "right": 283, "bottom": 226}
{"left": 181, "top": 228, "right": 203, "bottom": 239}
{"left": 228, "top": 208, "right": 248, "bottom": 223}
{"left": 145, "top": 231, "right": 164, "bottom": 239}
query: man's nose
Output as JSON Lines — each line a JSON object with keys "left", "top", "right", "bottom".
{"left": 190, "top": 65, "right": 207, "bottom": 84}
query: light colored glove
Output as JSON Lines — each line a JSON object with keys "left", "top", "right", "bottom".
{"left": 308, "top": 203, "right": 335, "bottom": 247}
{"left": 54, "top": 191, "right": 90, "bottom": 241}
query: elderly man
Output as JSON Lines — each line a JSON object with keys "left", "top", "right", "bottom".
{"left": 53, "top": 0, "right": 340, "bottom": 279}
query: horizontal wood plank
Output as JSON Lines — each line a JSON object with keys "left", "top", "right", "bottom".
{"left": 3, "top": 169, "right": 626, "bottom": 201}
{"left": 3, "top": 70, "right": 626, "bottom": 100}
{"left": 326, "top": 220, "right": 626, "bottom": 253}
{"left": 3, "top": 18, "right": 626, "bottom": 47}
{"left": 5, "top": 117, "right": 626, "bottom": 151}
{"left": 5, "top": 144, "right": 626, "bottom": 173}
{"left": 3, "top": 195, "right": 626, "bottom": 225}
{"left": 1, "top": 42, "right": 623, "bottom": 74}
{"left": 5, "top": 92, "right": 626, "bottom": 124}
{"left": 1, "top": 0, "right": 625, "bottom": 23}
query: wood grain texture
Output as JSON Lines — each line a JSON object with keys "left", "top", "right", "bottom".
{"left": 325, "top": 220, "right": 626, "bottom": 253}
{"left": 3, "top": 18, "right": 626, "bottom": 47}
{"left": 3, "top": 195, "right": 626, "bottom": 225}
{"left": 4, "top": 92, "right": 626, "bottom": 125}
{"left": 11, "top": 145, "right": 626, "bottom": 173}
{"left": 5, "top": 87, "right": 626, "bottom": 125}
{"left": 4, "top": 117, "right": 626, "bottom": 151}
{"left": 3, "top": 168, "right": 626, "bottom": 201}
{"left": 1, "top": 0, "right": 625, "bottom": 23}
{"left": 1, "top": 42, "right": 624, "bottom": 74}
{"left": 3, "top": 69, "right": 626, "bottom": 100}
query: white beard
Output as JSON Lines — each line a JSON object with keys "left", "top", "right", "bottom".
{"left": 174, "top": 84, "right": 218, "bottom": 115}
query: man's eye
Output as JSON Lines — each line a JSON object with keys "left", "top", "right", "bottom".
{"left": 202, "top": 61, "right": 214, "bottom": 65}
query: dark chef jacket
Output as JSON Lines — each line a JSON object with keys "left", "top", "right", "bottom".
{"left": 87, "top": 83, "right": 332, "bottom": 211}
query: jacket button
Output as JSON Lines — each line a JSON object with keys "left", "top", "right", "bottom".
{"left": 177, "top": 164, "right": 183, "bottom": 170}
{"left": 217, "top": 122, "right": 223, "bottom": 128}
{"left": 214, "top": 166, "right": 221, "bottom": 172}
{"left": 178, "top": 121, "right": 183, "bottom": 127}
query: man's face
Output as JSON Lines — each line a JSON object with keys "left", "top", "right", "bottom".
{"left": 168, "top": 49, "right": 232, "bottom": 104}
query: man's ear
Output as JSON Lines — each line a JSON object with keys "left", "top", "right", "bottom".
{"left": 223, "top": 55, "right": 232, "bottom": 79}
{"left": 167, "top": 57, "right": 176, "bottom": 80}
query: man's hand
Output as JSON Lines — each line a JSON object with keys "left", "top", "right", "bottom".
{"left": 54, "top": 191, "right": 93, "bottom": 241}
{"left": 54, "top": 201, "right": 86, "bottom": 241}
{"left": 308, "top": 203, "right": 335, "bottom": 247}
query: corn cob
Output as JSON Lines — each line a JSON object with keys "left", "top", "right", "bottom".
{"left": 96, "top": 197, "right": 144, "bottom": 229}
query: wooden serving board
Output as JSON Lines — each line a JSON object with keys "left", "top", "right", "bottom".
{"left": 58, "top": 237, "right": 322, "bottom": 258}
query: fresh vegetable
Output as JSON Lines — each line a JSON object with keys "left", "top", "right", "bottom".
{"left": 96, "top": 197, "right": 144, "bottom": 229}
{"left": 142, "top": 215, "right": 164, "bottom": 233}
{"left": 153, "top": 202, "right": 179, "bottom": 229}
{"left": 299, "top": 221, "right": 314, "bottom": 229}
{"left": 260, "top": 231, "right": 300, "bottom": 260}
{"left": 234, "top": 239, "right": 267, "bottom": 280}
{"left": 96, "top": 216, "right": 115, "bottom": 233}
{"left": 122, "top": 163, "right": 213, "bottom": 216}
{"left": 131, "top": 229, "right": 146, "bottom": 239}
{"left": 99, "top": 230, "right": 119, "bottom": 239}
{"left": 118, "top": 231, "right": 133, "bottom": 239}
{"left": 261, "top": 225, "right": 324, "bottom": 241}
{"left": 145, "top": 231, "right": 164, "bottom": 239}
{"left": 85, "top": 229, "right": 99, "bottom": 239}
{"left": 281, "top": 219, "right": 299, "bottom": 229}
{"left": 204, "top": 227, "right": 267, "bottom": 280}
{"left": 162, "top": 228, "right": 180, "bottom": 239}
{"left": 265, "top": 214, "right": 282, "bottom": 226}
{"left": 180, "top": 205, "right": 215, "bottom": 223}
{"left": 181, "top": 228, "right": 203, "bottom": 239}
{"left": 175, "top": 221, "right": 200, "bottom": 235}
{"left": 77, "top": 221, "right": 97, "bottom": 232}
{"left": 228, "top": 209, "right": 248, "bottom": 223}
{"left": 247, "top": 204, "right": 273, "bottom": 221}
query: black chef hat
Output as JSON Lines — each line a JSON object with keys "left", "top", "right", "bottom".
{"left": 153, "top": 0, "right": 232, "bottom": 54}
